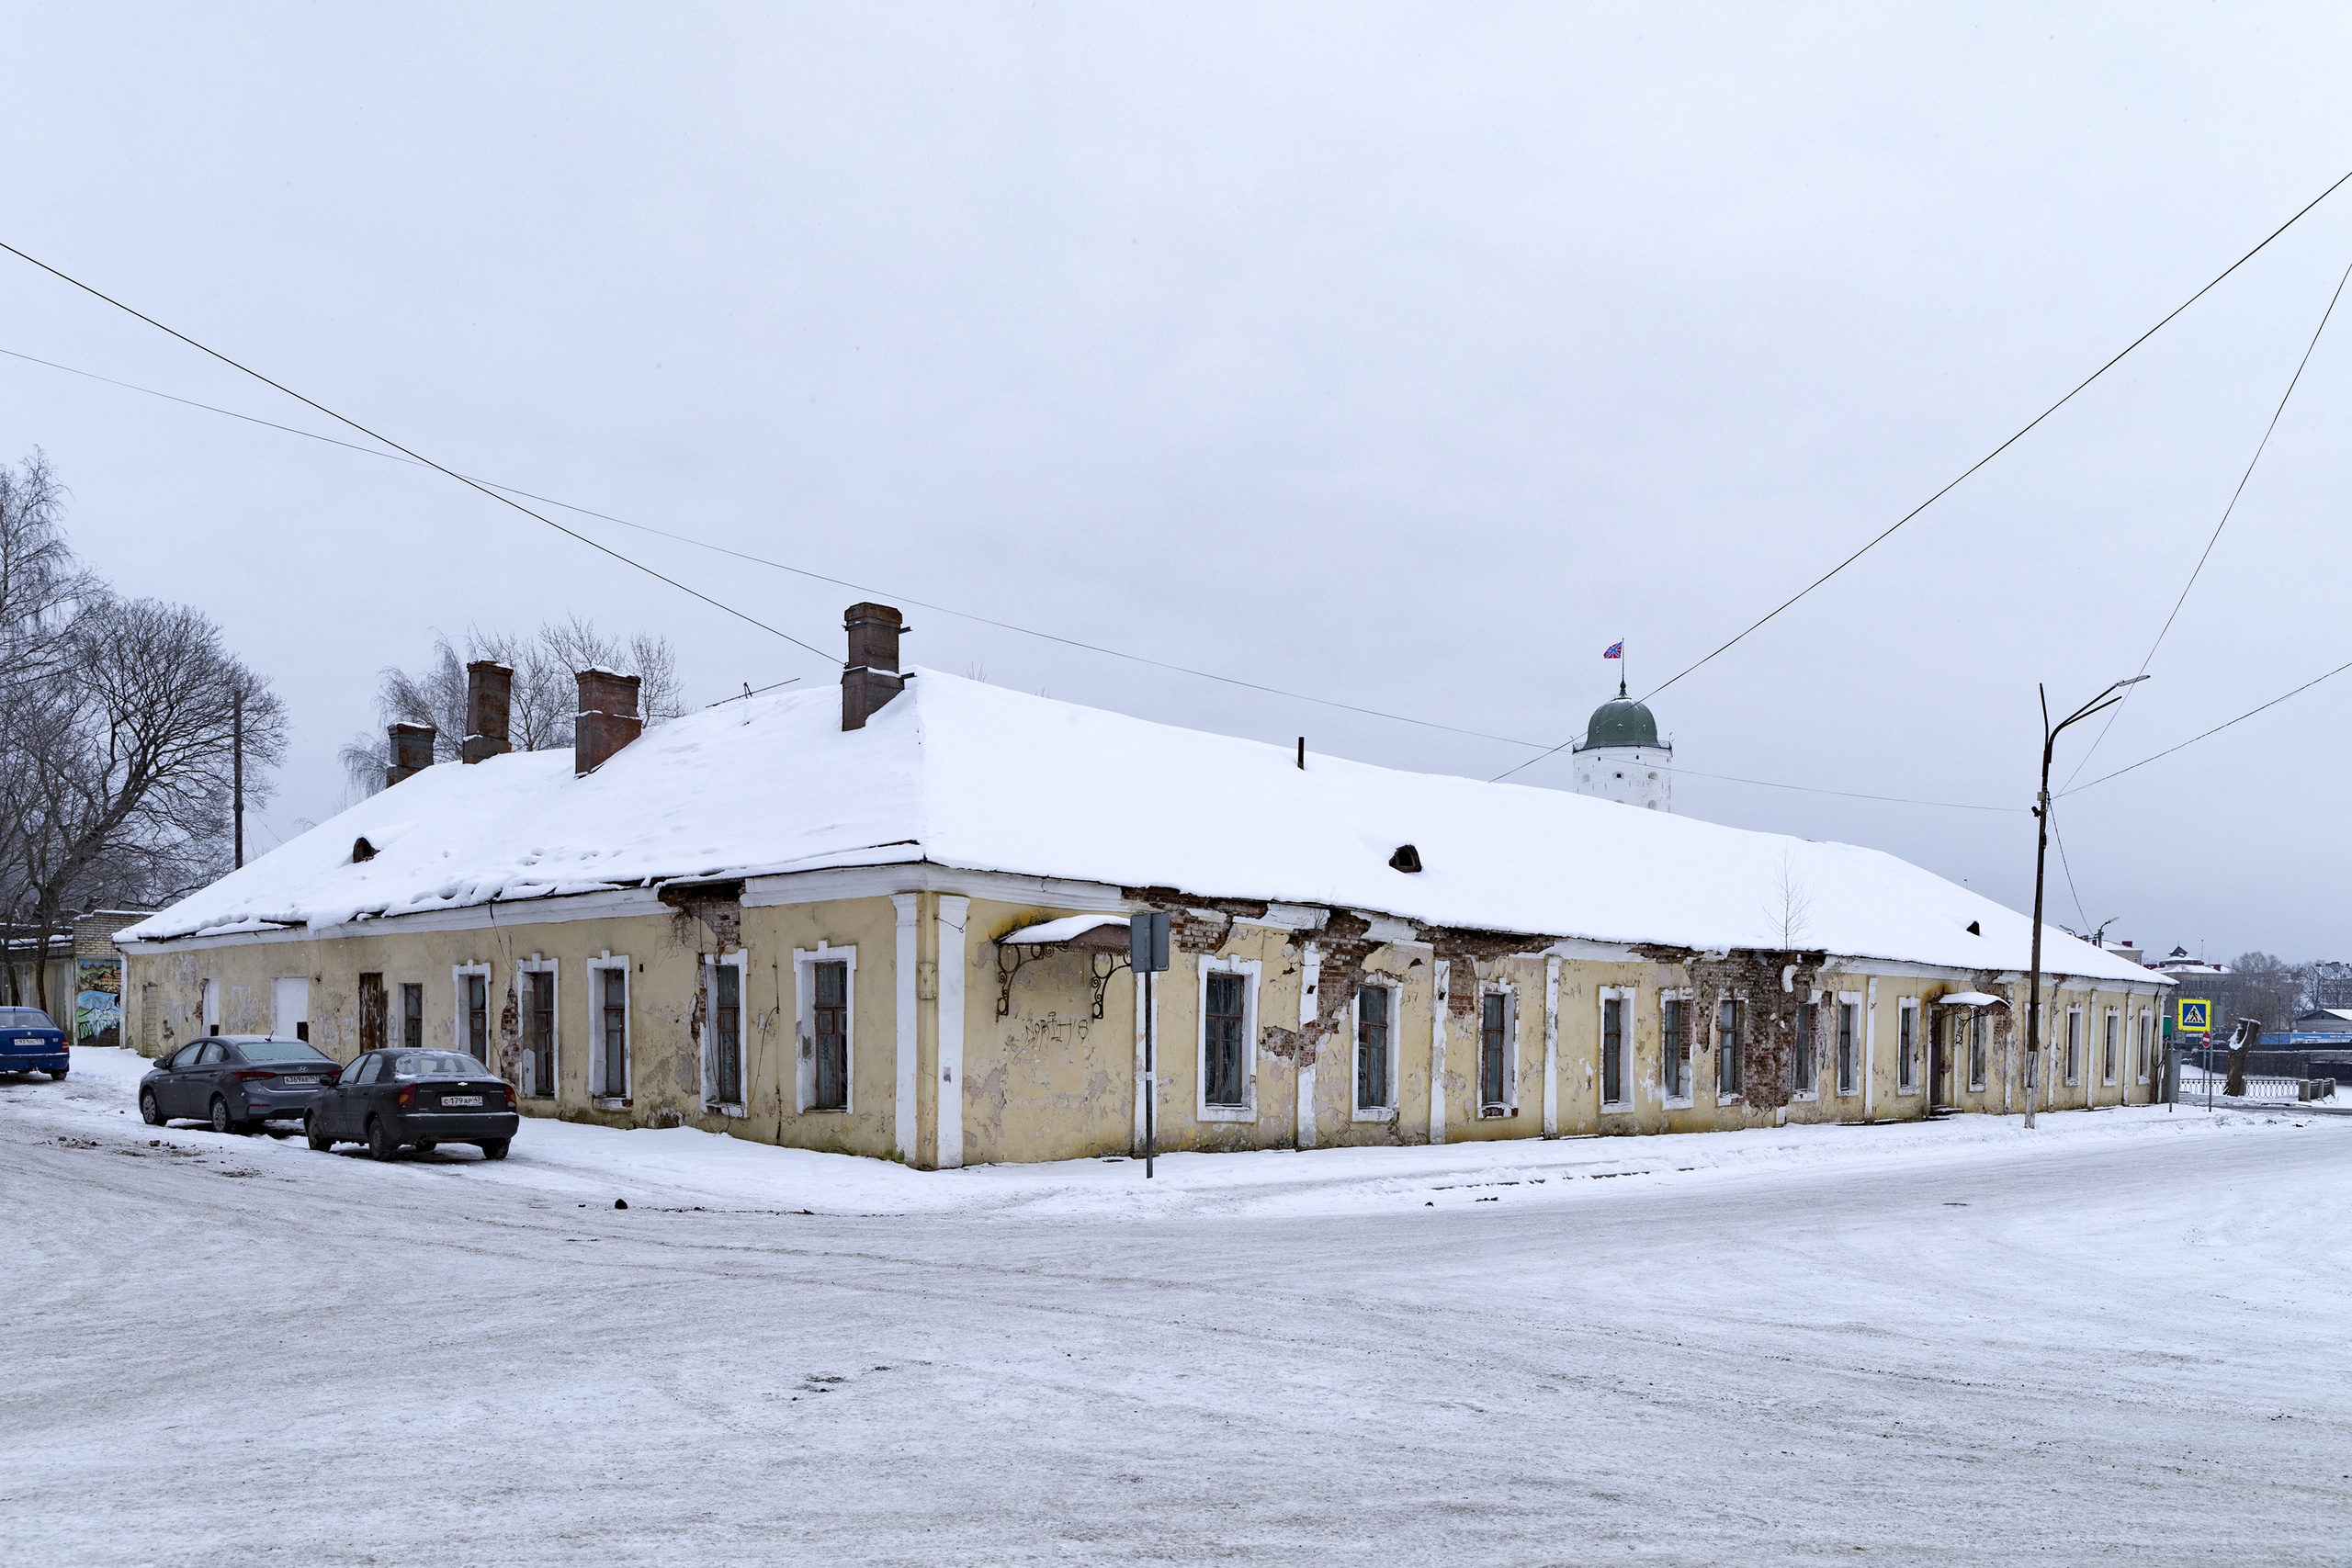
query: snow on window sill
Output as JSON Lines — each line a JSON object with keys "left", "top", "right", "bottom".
{"left": 1478, "top": 1104, "right": 1514, "bottom": 1119}
{"left": 1894, "top": 1086, "right": 1918, "bottom": 1097}
{"left": 1791, "top": 1090, "right": 1818, "bottom": 1102}
{"left": 592, "top": 1096, "right": 631, "bottom": 1111}
{"left": 707, "top": 1101, "right": 748, "bottom": 1119}
{"left": 1661, "top": 1095, "right": 1693, "bottom": 1110}
{"left": 1351, "top": 1106, "right": 1396, "bottom": 1122}
{"left": 1200, "top": 1103, "right": 1255, "bottom": 1123}
{"left": 1600, "top": 1100, "right": 1633, "bottom": 1113}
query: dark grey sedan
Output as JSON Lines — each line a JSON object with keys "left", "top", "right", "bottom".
{"left": 141, "top": 1036, "right": 339, "bottom": 1133}
{"left": 307, "top": 1049, "right": 518, "bottom": 1161}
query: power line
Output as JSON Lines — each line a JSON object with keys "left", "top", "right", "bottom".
{"left": 0, "top": 243, "right": 839, "bottom": 665}
{"left": 2062, "top": 651, "right": 2352, "bottom": 796}
{"left": 1492, "top": 164, "right": 2352, "bottom": 784}
{"left": 2060, "top": 251, "right": 2352, "bottom": 788}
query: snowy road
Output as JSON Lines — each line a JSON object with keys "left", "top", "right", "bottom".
{"left": 4, "top": 1052, "right": 2348, "bottom": 1566}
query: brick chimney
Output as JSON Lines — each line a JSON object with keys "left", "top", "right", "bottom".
{"left": 841, "top": 602, "right": 908, "bottom": 731}
{"left": 574, "top": 669, "right": 643, "bottom": 775}
{"left": 386, "top": 722, "right": 436, "bottom": 787}
{"left": 461, "top": 660, "right": 514, "bottom": 763}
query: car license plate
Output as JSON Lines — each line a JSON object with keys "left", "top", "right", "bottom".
{"left": 283, "top": 1076, "right": 319, "bottom": 1086}
{"left": 442, "top": 1095, "right": 484, "bottom": 1108}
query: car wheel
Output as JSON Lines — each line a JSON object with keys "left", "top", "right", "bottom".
{"left": 306, "top": 1114, "right": 333, "bottom": 1153}
{"left": 479, "top": 1138, "right": 510, "bottom": 1161}
{"left": 365, "top": 1116, "right": 399, "bottom": 1162}
{"left": 140, "top": 1089, "right": 164, "bottom": 1126}
{"left": 209, "top": 1097, "right": 236, "bottom": 1134}
{"left": 47, "top": 1067, "right": 67, "bottom": 1080}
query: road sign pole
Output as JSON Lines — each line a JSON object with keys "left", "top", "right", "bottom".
{"left": 1131, "top": 910, "right": 1170, "bottom": 1180}
{"left": 1144, "top": 967, "right": 1156, "bottom": 1179}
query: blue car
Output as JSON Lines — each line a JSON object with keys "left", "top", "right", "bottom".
{"left": 0, "top": 1007, "right": 70, "bottom": 1079}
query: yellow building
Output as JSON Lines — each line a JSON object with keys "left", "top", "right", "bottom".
{"left": 120, "top": 604, "right": 2165, "bottom": 1166}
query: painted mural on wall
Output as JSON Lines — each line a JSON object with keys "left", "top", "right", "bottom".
{"left": 75, "top": 958, "right": 122, "bottom": 1046}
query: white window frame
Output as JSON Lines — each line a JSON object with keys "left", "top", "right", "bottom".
{"left": 2136, "top": 1009, "right": 2154, "bottom": 1085}
{"left": 1792, "top": 988, "right": 1822, "bottom": 1102}
{"left": 1713, "top": 991, "right": 1746, "bottom": 1103}
{"left": 1895, "top": 998, "right": 1919, "bottom": 1095}
{"left": 451, "top": 963, "right": 492, "bottom": 1065}
{"left": 793, "top": 941, "right": 858, "bottom": 1115}
{"left": 2101, "top": 1007, "right": 2120, "bottom": 1086}
{"left": 702, "top": 949, "right": 751, "bottom": 1115}
{"left": 1196, "top": 954, "right": 1261, "bottom": 1123}
{"left": 586, "top": 953, "right": 633, "bottom": 1108}
{"left": 1659, "top": 986, "right": 1695, "bottom": 1107}
{"left": 1836, "top": 992, "right": 1862, "bottom": 1097}
{"left": 514, "top": 955, "right": 560, "bottom": 1100}
{"left": 1477, "top": 981, "right": 1519, "bottom": 1117}
{"left": 1351, "top": 977, "right": 1402, "bottom": 1121}
{"left": 2064, "top": 1006, "right": 2084, "bottom": 1086}
{"left": 1598, "top": 986, "right": 1635, "bottom": 1112}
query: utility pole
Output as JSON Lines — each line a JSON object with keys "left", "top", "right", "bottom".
{"left": 2026, "top": 675, "right": 2147, "bottom": 1129}
{"left": 1130, "top": 911, "right": 1170, "bottom": 1178}
{"left": 232, "top": 688, "right": 245, "bottom": 870}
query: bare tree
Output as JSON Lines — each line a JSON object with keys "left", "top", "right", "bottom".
{"left": 1761, "top": 852, "right": 1815, "bottom": 951}
{"left": 343, "top": 618, "right": 687, "bottom": 794}
{"left": 2223, "top": 953, "right": 2302, "bottom": 1032}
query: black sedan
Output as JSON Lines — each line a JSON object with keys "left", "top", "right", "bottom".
{"left": 308, "top": 1049, "right": 518, "bottom": 1161}
{"left": 141, "top": 1036, "right": 339, "bottom": 1133}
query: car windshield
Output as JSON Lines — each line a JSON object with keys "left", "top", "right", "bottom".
{"left": 390, "top": 1052, "right": 483, "bottom": 1079}
{"left": 0, "top": 1008, "right": 56, "bottom": 1030}
{"left": 234, "top": 1040, "right": 331, "bottom": 1063}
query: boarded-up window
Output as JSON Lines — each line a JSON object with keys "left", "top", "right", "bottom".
{"left": 1897, "top": 1004, "right": 1917, "bottom": 1092}
{"left": 1662, "top": 998, "right": 1688, "bottom": 1100}
{"left": 465, "top": 974, "right": 488, "bottom": 1063}
{"left": 525, "top": 971, "right": 555, "bottom": 1099}
{"left": 401, "top": 982, "right": 424, "bottom": 1051}
{"left": 1837, "top": 1002, "right": 1858, "bottom": 1095}
{"left": 1717, "top": 998, "right": 1743, "bottom": 1095}
{"left": 358, "top": 973, "right": 385, "bottom": 1054}
{"left": 1204, "top": 972, "right": 1246, "bottom": 1108}
{"left": 596, "top": 967, "right": 629, "bottom": 1100}
{"left": 1601, "top": 996, "right": 1626, "bottom": 1108}
{"left": 1795, "top": 1000, "right": 1817, "bottom": 1095}
{"left": 1969, "top": 1012, "right": 1988, "bottom": 1090}
{"left": 1479, "top": 993, "right": 1509, "bottom": 1110}
{"left": 811, "top": 960, "right": 848, "bottom": 1111}
{"left": 1356, "top": 985, "right": 1390, "bottom": 1110}
{"left": 715, "top": 964, "right": 742, "bottom": 1106}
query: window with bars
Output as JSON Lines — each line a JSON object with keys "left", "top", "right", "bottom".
{"left": 1204, "top": 972, "right": 1248, "bottom": 1108}
{"left": 1795, "top": 999, "right": 1818, "bottom": 1096}
{"left": 1356, "top": 985, "right": 1391, "bottom": 1111}
{"left": 465, "top": 973, "right": 489, "bottom": 1063}
{"left": 1897, "top": 1001, "right": 1917, "bottom": 1093}
{"left": 401, "top": 982, "right": 424, "bottom": 1051}
{"left": 811, "top": 960, "right": 849, "bottom": 1111}
{"left": 1837, "top": 1001, "right": 1858, "bottom": 1096}
{"left": 1662, "top": 998, "right": 1690, "bottom": 1100}
{"left": 1716, "top": 998, "right": 1743, "bottom": 1096}
{"left": 1601, "top": 995, "right": 1627, "bottom": 1108}
{"left": 1479, "top": 993, "right": 1510, "bottom": 1111}
{"left": 595, "top": 966, "right": 629, "bottom": 1100}
{"left": 1968, "top": 1011, "right": 1988, "bottom": 1090}
{"left": 524, "top": 970, "right": 555, "bottom": 1099}
{"left": 714, "top": 963, "right": 743, "bottom": 1106}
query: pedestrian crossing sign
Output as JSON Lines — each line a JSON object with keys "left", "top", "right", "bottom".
{"left": 2177, "top": 998, "right": 2211, "bottom": 1033}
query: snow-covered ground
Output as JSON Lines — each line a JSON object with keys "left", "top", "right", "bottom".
{"left": 5, "top": 1049, "right": 2348, "bottom": 1564}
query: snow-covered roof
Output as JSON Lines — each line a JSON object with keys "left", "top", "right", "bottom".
{"left": 125, "top": 670, "right": 2155, "bottom": 985}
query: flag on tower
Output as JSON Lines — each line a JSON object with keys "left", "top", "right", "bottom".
{"left": 1602, "top": 641, "right": 1623, "bottom": 660}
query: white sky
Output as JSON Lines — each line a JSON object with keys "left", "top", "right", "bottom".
{"left": 6, "top": 4, "right": 2350, "bottom": 960}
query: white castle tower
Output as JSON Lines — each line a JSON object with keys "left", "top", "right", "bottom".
{"left": 1570, "top": 677, "right": 1671, "bottom": 811}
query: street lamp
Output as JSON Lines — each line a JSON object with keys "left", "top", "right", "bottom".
{"left": 2024, "top": 676, "right": 2149, "bottom": 1129}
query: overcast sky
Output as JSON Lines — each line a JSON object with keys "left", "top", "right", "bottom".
{"left": 6, "top": 4, "right": 2351, "bottom": 961}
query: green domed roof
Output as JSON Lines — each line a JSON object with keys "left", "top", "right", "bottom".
{"left": 1577, "top": 691, "right": 1660, "bottom": 750}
